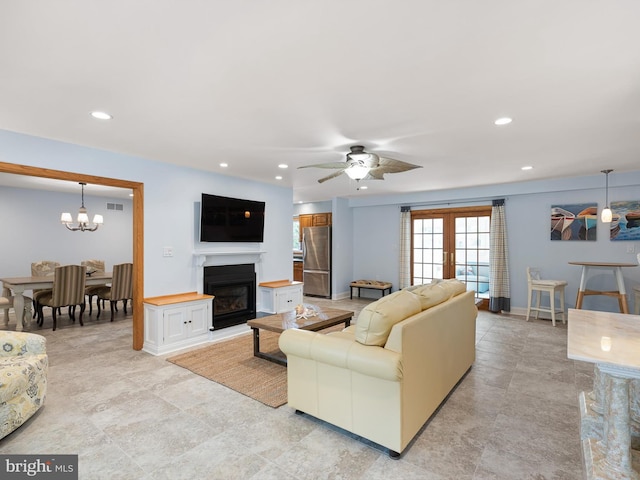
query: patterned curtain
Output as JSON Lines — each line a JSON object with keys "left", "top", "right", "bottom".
{"left": 489, "top": 199, "right": 511, "bottom": 312}
{"left": 399, "top": 206, "right": 411, "bottom": 289}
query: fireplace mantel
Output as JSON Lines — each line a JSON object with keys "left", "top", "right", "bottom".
{"left": 193, "top": 249, "right": 266, "bottom": 267}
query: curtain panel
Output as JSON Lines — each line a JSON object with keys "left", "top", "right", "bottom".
{"left": 399, "top": 207, "right": 411, "bottom": 290}
{"left": 489, "top": 199, "right": 511, "bottom": 312}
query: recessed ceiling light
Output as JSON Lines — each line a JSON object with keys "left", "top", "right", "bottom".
{"left": 494, "top": 117, "right": 512, "bottom": 126}
{"left": 219, "top": 163, "right": 228, "bottom": 168}
{"left": 90, "top": 111, "right": 113, "bottom": 120}
{"left": 278, "top": 164, "right": 288, "bottom": 169}
{"left": 358, "top": 185, "right": 368, "bottom": 190}
{"left": 521, "top": 165, "right": 533, "bottom": 171}
{"left": 275, "top": 175, "right": 283, "bottom": 180}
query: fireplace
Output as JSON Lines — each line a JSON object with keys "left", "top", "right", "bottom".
{"left": 204, "top": 264, "right": 256, "bottom": 329}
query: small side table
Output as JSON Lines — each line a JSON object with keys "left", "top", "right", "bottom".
{"left": 568, "top": 261, "right": 637, "bottom": 314}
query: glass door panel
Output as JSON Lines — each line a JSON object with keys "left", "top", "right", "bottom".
{"left": 412, "top": 207, "right": 492, "bottom": 307}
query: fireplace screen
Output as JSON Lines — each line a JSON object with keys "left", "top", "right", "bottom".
{"left": 203, "top": 263, "right": 256, "bottom": 329}
{"left": 213, "top": 285, "right": 249, "bottom": 317}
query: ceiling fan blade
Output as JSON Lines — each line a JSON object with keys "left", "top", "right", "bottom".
{"left": 298, "top": 162, "right": 348, "bottom": 170}
{"left": 375, "top": 157, "right": 423, "bottom": 173}
{"left": 317, "top": 170, "right": 345, "bottom": 183}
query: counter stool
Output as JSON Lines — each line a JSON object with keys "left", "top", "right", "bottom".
{"left": 634, "top": 285, "right": 640, "bottom": 315}
{"left": 526, "top": 267, "right": 568, "bottom": 326}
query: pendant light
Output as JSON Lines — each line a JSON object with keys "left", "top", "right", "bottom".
{"left": 61, "top": 182, "right": 104, "bottom": 232}
{"left": 600, "top": 169, "right": 613, "bottom": 223}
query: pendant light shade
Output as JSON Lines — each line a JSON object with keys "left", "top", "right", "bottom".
{"left": 600, "top": 169, "right": 613, "bottom": 223}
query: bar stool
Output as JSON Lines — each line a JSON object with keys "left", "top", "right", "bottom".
{"left": 526, "top": 267, "right": 568, "bottom": 326}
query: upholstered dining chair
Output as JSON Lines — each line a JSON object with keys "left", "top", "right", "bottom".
{"left": 81, "top": 259, "right": 107, "bottom": 315}
{"left": 0, "top": 294, "right": 32, "bottom": 330}
{"left": 96, "top": 263, "right": 133, "bottom": 322}
{"left": 36, "top": 265, "right": 86, "bottom": 331}
{"left": 30, "top": 261, "right": 60, "bottom": 318}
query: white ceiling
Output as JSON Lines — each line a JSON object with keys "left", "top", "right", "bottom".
{"left": 1, "top": 1, "right": 639, "bottom": 203}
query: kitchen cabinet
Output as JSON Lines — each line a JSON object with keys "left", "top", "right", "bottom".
{"left": 259, "top": 280, "right": 303, "bottom": 314}
{"left": 143, "top": 292, "right": 213, "bottom": 355}
{"left": 297, "top": 212, "right": 332, "bottom": 242}
{"left": 293, "top": 261, "right": 303, "bottom": 282}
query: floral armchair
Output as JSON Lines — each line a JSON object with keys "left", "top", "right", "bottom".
{"left": 0, "top": 331, "right": 48, "bottom": 439}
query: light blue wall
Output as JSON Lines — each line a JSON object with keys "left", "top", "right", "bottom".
{"left": 0, "top": 186, "right": 132, "bottom": 276}
{"left": 0, "top": 129, "right": 294, "bottom": 301}
{"left": 331, "top": 197, "right": 353, "bottom": 299}
{"left": 293, "top": 201, "right": 332, "bottom": 216}
{"left": 347, "top": 172, "right": 640, "bottom": 312}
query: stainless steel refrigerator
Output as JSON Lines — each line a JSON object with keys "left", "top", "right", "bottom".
{"left": 302, "top": 226, "right": 331, "bottom": 297}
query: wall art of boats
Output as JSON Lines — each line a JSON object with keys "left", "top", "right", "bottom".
{"left": 610, "top": 213, "right": 621, "bottom": 239}
{"left": 551, "top": 207, "right": 575, "bottom": 240}
{"left": 576, "top": 206, "right": 598, "bottom": 230}
{"left": 626, "top": 210, "right": 640, "bottom": 229}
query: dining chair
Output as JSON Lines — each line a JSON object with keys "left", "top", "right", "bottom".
{"left": 82, "top": 259, "right": 107, "bottom": 315}
{"left": 1, "top": 294, "right": 33, "bottom": 330}
{"left": 526, "top": 267, "right": 568, "bottom": 326}
{"left": 96, "top": 263, "right": 133, "bottom": 321}
{"left": 36, "top": 265, "right": 86, "bottom": 331}
{"left": 31, "top": 261, "right": 60, "bottom": 318}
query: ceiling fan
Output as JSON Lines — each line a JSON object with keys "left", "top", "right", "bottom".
{"left": 298, "top": 145, "right": 422, "bottom": 184}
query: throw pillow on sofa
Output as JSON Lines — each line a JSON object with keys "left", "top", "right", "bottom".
{"left": 355, "top": 290, "right": 422, "bottom": 346}
{"left": 410, "top": 279, "right": 467, "bottom": 310}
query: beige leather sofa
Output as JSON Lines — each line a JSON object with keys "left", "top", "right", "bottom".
{"left": 279, "top": 280, "right": 477, "bottom": 457}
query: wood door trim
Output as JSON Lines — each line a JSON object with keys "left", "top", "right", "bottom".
{"left": 0, "top": 161, "right": 145, "bottom": 350}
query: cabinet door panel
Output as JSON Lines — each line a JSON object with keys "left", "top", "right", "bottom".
{"left": 164, "top": 307, "right": 188, "bottom": 343}
{"left": 188, "top": 304, "right": 209, "bottom": 336}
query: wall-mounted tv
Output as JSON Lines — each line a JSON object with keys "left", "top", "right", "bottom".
{"left": 200, "top": 193, "right": 265, "bottom": 242}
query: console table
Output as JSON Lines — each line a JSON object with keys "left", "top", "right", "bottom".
{"left": 568, "top": 308, "right": 640, "bottom": 479}
{"left": 568, "top": 261, "right": 637, "bottom": 314}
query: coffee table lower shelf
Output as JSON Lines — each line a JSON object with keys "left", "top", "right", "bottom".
{"left": 247, "top": 308, "right": 353, "bottom": 366}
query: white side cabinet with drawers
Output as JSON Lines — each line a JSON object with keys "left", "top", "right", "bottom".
{"left": 143, "top": 292, "right": 213, "bottom": 355}
{"left": 259, "top": 280, "right": 303, "bottom": 314}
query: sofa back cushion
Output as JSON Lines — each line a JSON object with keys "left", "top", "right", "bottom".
{"left": 410, "top": 279, "right": 467, "bottom": 310}
{"left": 355, "top": 290, "right": 422, "bottom": 346}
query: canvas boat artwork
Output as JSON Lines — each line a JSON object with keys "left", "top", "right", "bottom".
{"left": 550, "top": 203, "right": 597, "bottom": 241}
{"left": 610, "top": 202, "right": 640, "bottom": 241}
{"left": 576, "top": 206, "right": 598, "bottom": 230}
{"left": 551, "top": 207, "right": 575, "bottom": 240}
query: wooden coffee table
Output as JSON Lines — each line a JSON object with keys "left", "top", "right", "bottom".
{"left": 246, "top": 307, "right": 353, "bottom": 366}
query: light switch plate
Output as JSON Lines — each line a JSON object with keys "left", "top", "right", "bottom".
{"left": 163, "top": 247, "right": 173, "bottom": 257}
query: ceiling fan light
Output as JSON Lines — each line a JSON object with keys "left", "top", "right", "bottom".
{"left": 348, "top": 152, "right": 371, "bottom": 161}
{"left": 345, "top": 165, "right": 370, "bottom": 180}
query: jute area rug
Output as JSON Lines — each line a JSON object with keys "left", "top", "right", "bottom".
{"left": 167, "top": 324, "right": 346, "bottom": 408}
{"left": 167, "top": 330, "right": 288, "bottom": 408}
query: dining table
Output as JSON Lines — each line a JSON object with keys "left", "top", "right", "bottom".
{"left": 568, "top": 261, "right": 637, "bottom": 314}
{"left": 1, "top": 272, "right": 112, "bottom": 331}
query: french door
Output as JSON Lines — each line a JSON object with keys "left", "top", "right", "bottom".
{"left": 411, "top": 206, "right": 492, "bottom": 306}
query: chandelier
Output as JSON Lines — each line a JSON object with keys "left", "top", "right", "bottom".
{"left": 60, "top": 182, "right": 104, "bottom": 232}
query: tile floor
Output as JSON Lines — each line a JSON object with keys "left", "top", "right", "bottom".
{"left": 0, "top": 297, "right": 591, "bottom": 479}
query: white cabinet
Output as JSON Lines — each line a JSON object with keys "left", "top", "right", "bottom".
{"left": 143, "top": 292, "right": 213, "bottom": 356}
{"left": 259, "top": 280, "right": 303, "bottom": 314}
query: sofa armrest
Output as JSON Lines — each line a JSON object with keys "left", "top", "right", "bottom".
{"left": 279, "top": 329, "right": 403, "bottom": 382}
{"left": 0, "top": 332, "right": 47, "bottom": 357}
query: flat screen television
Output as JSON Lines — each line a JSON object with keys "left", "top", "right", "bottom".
{"left": 200, "top": 193, "right": 265, "bottom": 242}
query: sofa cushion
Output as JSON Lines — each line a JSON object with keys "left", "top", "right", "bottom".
{"left": 411, "top": 279, "right": 467, "bottom": 310}
{"left": 355, "top": 290, "right": 422, "bottom": 346}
